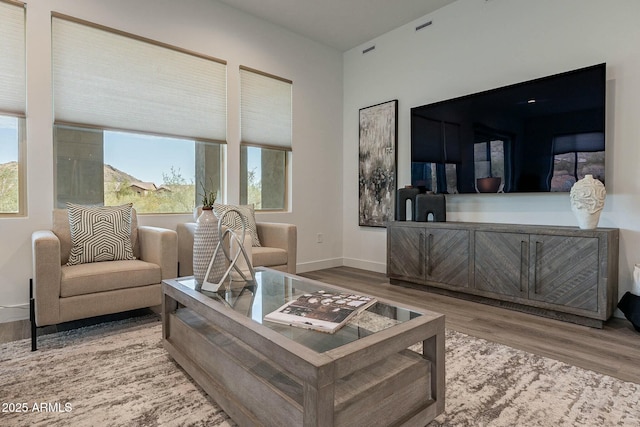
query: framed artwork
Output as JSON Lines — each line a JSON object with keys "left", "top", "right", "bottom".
{"left": 358, "top": 99, "right": 398, "bottom": 227}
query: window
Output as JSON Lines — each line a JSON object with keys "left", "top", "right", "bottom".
{"left": 473, "top": 131, "right": 511, "bottom": 193}
{"left": 0, "top": 116, "right": 25, "bottom": 214}
{"left": 241, "top": 146, "right": 286, "bottom": 210}
{"left": 54, "top": 125, "right": 223, "bottom": 213}
{"left": 52, "top": 14, "right": 226, "bottom": 213}
{"left": 551, "top": 132, "right": 605, "bottom": 192}
{"left": 410, "top": 118, "right": 460, "bottom": 194}
{"left": 0, "top": 0, "right": 26, "bottom": 216}
{"left": 239, "top": 66, "right": 292, "bottom": 210}
{"left": 410, "top": 162, "right": 457, "bottom": 194}
{"left": 474, "top": 140, "right": 505, "bottom": 181}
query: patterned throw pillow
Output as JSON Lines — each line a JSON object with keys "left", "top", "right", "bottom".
{"left": 212, "top": 203, "right": 261, "bottom": 247}
{"left": 66, "top": 203, "right": 137, "bottom": 266}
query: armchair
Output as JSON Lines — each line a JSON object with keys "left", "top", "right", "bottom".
{"left": 30, "top": 208, "right": 177, "bottom": 350}
{"left": 177, "top": 221, "right": 297, "bottom": 276}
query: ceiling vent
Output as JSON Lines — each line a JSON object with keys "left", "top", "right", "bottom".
{"left": 362, "top": 45, "right": 375, "bottom": 54}
{"left": 416, "top": 21, "right": 433, "bottom": 31}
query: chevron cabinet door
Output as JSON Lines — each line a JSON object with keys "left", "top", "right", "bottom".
{"left": 528, "top": 234, "right": 599, "bottom": 312}
{"left": 425, "top": 228, "right": 470, "bottom": 288}
{"left": 475, "top": 231, "right": 529, "bottom": 298}
{"left": 387, "top": 225, "right": 425, "bottom": 281}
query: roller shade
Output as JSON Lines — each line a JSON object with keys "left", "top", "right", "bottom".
{"left": 0, "top": 0, "right": 25, "bottom": 117}
{"left": 240, "top": 66, "right": 292, "bottom": 150}
{"left": 553, "top": 132, "right": 604, "bottom": 154}
{"left": 52, "top": 15, "right": 227, "bottom": 142}
{"left": 411, "top": 116, "right": 461, "bottom": 163}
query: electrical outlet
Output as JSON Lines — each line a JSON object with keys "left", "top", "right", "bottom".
{"left": 316, "top": 233, "right": 323, "bottom": 243}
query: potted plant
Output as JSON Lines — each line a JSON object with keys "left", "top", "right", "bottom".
{"left": 193, "top": 181, "right": 221, "bottom": 287}
{"left": 199, "top": 180, "right": 217, "bottom": 210}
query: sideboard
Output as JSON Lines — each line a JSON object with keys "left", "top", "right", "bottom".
{"left": 387, "top": 221, "right": 619, "bottom": 328}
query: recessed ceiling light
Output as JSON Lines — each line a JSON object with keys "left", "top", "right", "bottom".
{"left": 527, "top": 99, "right": 536, "bottom": 104}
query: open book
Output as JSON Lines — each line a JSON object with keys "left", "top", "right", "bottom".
{"left": 264, "top": 290, "right": 377, "bottom": 333}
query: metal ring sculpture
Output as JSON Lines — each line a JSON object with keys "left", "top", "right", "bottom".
{"left": 202, "top": 208, "right": 256, "bottom": 292}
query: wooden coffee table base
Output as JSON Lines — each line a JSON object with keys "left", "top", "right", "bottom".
{"left": 162, "top": 276, "right": 445, "bottom": 427}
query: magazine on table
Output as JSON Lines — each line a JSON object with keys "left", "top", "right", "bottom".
{"left": 264, "top": 289, "right": 377, "bottom": 333}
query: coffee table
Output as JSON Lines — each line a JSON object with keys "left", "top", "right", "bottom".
{"left": 162, "top": 268, "right": 445, "bottom": 426}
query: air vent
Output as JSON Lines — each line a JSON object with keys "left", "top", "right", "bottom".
{"left": 416, "top": 21, "right": 433, "bottom": 31}
{"left": 362, "top": 45, "right": 375, "bottom": 54}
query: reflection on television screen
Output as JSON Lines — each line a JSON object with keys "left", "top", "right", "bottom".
{"left": 411, "top": 63, "right": 606, "bottom": 194}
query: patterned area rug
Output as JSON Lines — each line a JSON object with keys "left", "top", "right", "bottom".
{"left": 1, "top": 315, "right": 639, "bottom": 427}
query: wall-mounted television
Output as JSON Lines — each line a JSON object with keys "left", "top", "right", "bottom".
{"left": 411, "top": 63, "right": 606, "bottom": 193}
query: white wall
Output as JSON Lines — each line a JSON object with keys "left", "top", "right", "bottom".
{"left": 6, "top": 0, "right": 638, "bottom": 324}
{"left": 343, "top": 0, "right": 640, "bottom": 310}
{"left": 0, "top": 0, "right": 344, "bottom": 322}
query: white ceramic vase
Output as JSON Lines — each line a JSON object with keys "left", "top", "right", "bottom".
{"left": 193, "top": 207, "right": 224, "bottom": 287}
{"left": 569, "top": 174, "right": 606, "bottom": 230}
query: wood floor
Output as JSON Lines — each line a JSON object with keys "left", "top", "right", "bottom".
{"left": 2, "top": 267, "right": 639, "bottom": 385}
{"left": 299, "top": 267, "right": 640, "bottom": 385}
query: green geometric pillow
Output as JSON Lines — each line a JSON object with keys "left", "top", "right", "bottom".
{"left": 66, "top": 203, "right": 136, "bottom": 266}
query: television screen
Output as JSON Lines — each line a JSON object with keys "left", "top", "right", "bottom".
{"left": 411, "top": 63, "right": 606, "bottom": 193}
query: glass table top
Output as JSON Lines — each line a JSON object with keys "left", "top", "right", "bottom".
{"left": 173, "top": 268, "right": 423, "bottom": 353}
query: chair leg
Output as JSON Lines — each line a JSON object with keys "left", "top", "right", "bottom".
{"left": 30, "top": 278, "right": 37, "bottom": 351}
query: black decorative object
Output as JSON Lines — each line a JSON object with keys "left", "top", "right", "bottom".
{"left": 395, "top": 187, "right": 420, "bottom": 221}
{"left": 617, "top": 292, "right": 640, "bottom": 332}
{"left": 359, "top": 100, "right": 398, "bottom": 227}
{"left": 415, "top": 193, "right": 446, "bottom": 222}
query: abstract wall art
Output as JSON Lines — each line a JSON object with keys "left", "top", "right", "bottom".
{"left": 358, "top": 99, "right": 397, "bottom": 227}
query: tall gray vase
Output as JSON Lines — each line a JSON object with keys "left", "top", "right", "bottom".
{"left": 193, "top": 207, "right": 223, "bottom": 288}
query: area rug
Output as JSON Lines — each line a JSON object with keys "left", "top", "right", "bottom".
{"left": 1, "top": 316, "right": 639, "bottom": 427}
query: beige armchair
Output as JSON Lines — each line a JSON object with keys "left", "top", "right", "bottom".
{"left": 177, "top": 221, "right": 297, "bottom": 276}
{"left": 30, "top": 208, "right": 177, "bottom": 350}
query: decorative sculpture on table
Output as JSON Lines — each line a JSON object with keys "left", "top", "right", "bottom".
{"left": 415, "top": 193, "right": 446, "bottom": 222}
{"left": 201, "top": 208, "right": 256, "bottom": 293}
{"left": 569, "top": 174, "right": 606, "bottom": 229}
{"left": 395, "top": 187, "right": 447, "bottom": 222}
{"left": 395, "top": 187, "right": 420, "bottom": 221}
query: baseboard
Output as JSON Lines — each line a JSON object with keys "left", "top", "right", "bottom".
{"left": 342, "top": 258, "right": 387, "bottom": 274}
{"left": 0, "top": 304, "right": 30, "bottom": 324}
{"left": 295, "top": 258, "right": 344, "bottom": 273}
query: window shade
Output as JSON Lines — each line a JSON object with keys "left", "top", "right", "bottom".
{"left": 553, "top": 132, "right": 605, "bottom": 155}
{"left": 411, "top": 117, "right": 460, "bottom": 163}
{"left": 0, "top": 0, "right": 25, "bottom": 117}
{"left": 52, "top": 15, "right": 227, "bottom": 143}
{"left": 240, "top": 67, "right": 292, "bottom": 150}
